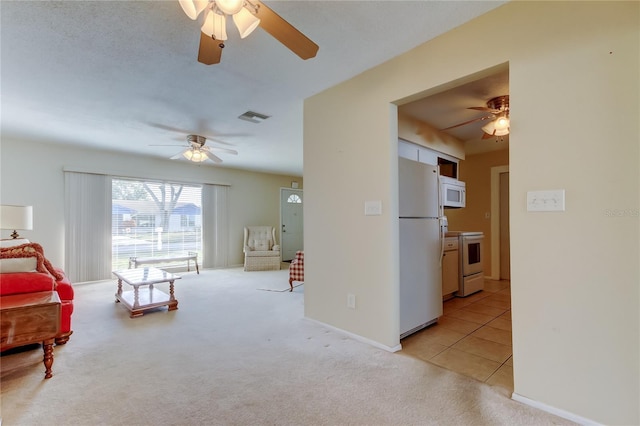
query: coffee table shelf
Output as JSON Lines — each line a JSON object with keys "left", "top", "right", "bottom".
{"left": 113, "top": 267, "right": 181, "bottom": 318}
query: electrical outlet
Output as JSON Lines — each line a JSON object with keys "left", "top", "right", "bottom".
{"left": 347, "top": 294, "right": 356, "bottom": 309}
{"left": 364, "top": 200, "right": 382, "bottom": 216}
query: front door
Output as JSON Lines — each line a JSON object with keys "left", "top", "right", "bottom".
{"left": 280, "top": 188, "right": 303, "bottom": 261}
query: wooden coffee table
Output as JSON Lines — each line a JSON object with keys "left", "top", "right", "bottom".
{"left": 1, "top": 291, "right": 61, "bottom": 379}
{"left": 113, "top": 267, "right": 181, "bottom": 318}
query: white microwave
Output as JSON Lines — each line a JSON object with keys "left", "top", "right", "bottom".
{"left": 440, "top": 176, "right": 466, "bottom": 208}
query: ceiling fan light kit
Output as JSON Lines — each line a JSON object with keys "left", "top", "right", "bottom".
{"left": 183, "top": 149, "right": 208, "bottom": 162}
{"left": 494, "top": 115, "right": 510, "bottom": 132}
{"left": 233, "top": 7, "right": 261, "bottom": 38}
{"left": 441, "top": 94, "right": 510, "bottom": 140}
{"left": 202, "top": 9, "right": 228, "bottom": 40}
{"left": 162, "top": 134, "right": 237, "bottom": 164}
{"left": 215, "top": 0, "right": 244, "bottom": 15}
{"left": 179, "top": 0, "right": 209, "bottom": 20}
{"left": 481, "top": 120, "right": 509, "bottom": 137}
{"left": 178, "top": 0, "right": 319, "bottom": 65}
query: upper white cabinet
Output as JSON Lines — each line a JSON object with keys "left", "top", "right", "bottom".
{"left": 398, "top": 139, "right": 438, "bottom": 165}
{"left": 398, "top": 139, "right": 419, "bottom": 162}
{"left": 398, "top": 139, "right": 459, "bottom": 178}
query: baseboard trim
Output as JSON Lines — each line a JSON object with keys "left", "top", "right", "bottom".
{"left": 511, "top": 393, "right": 602, "bottom": 426}
{"left": 304, "top": 317, "right": 402, "bottom": 353}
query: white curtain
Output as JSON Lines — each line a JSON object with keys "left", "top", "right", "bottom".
{"left": 64, "top": 172, "right": 112, "bottom": 282}
{"left": 202, "top": 184, "right": 228, "bottom": 268}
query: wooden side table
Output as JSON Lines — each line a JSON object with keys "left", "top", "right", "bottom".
{"left": 1, "top": 291, "right": 61, "bottom": 379}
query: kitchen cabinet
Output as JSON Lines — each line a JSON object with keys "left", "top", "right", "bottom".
{"left": 442, "top": 237, "right": 459, "bottom": 300}
{"left": 398, "top": 139, "right": 419, "bottom": 161}
{"left": 398, "top": 139, "right": 459, "bottom": 178}
{"left": 398, "top": 140, "right": 437, "bottom": 165}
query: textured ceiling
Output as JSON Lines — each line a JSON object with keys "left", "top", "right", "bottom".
{"left": 399, "top": 67, "right": 510, "bottom": 155}
{"left": 1, "top": 1, "right": 507, "bottom": 175}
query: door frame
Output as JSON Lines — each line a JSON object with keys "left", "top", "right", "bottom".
{"left": 490, "top": 165, "right": 509, "bottom": 280}
{"left": 279, "top": 187, "right": 304, "bottom": 261}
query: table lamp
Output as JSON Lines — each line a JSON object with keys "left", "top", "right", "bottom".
{"left": 0, "top": 205, "right": 33, "bottom": 239}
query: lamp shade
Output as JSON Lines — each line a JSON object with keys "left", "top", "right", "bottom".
{"left": 494, "top": 116, "right": 510, "bottom": 132}
{"left": 482, "top": 119, "right": 510, "bottom": 137}
{"left": 1, "top": 205, "right": 33, "bottom": 238}
{"left": 179, "top": 0, "right": 209, "bottom": 20}
{"left": 183, "top": 149, "right": 208, "bottom": 162}
{"left": 232, "top": 7, "right": 260, "bottom": 38}
{"left": 215, "top": 0, "right": 244, "bottom": 15}
{"left": 202, "top": 9, "right": 228, "bottom": 40}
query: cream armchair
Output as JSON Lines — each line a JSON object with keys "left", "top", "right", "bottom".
{"left": 243, "top": 226, "right": 281, "bottom": 271}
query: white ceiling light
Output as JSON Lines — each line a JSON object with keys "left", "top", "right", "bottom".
{"left": 494, "top": 115, "right": 510, "bottom": 132}
{"left": 482, "top": 117, "right": 510, "bottom": 137}
{"left": 183, "top": 148, "right": 208, "bottom": 162}
{"left": 215, "top": 0, "right": 244, "bottom": 15}
{"left": 232, "top": 7, "right": 261, "bottom": 38}
{"left": 179, "top": 0, "right": 209, "bottom": 20}
{"left": 179, "top": 1, "right": 261, "bottom": 41}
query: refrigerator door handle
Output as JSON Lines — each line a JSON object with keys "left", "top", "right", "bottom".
{"left": 437, "top": 170, "right": 445, "bottom": 266}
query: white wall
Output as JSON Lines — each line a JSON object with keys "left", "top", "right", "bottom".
{"left": 304, "top": 2, "right": 639, "bottom": 424}
{"left": 0, "top": 137, "right": 300, "bottom": 269}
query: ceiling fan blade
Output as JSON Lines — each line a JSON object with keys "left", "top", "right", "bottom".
{"left": 468, "top": 106, "right": 500, "bottom": 113}
{"left": 203, "top": 150, "right": 223, "bottom": 163}
{"left": 440, "top": 115, "right": 494, "bottom": 131}
{"left": 148, "top": 144, "right": 187, "bottom": 147}
{"left": 170, "top": 149, "right": 188, "bottom": 160}
{"left": 207, "top": 146, "right": 238, "bottom": 155}
{"left": 147, "top": 123, "right": 193, "bottom": 134}
{"left": 198, "top": 32, "right": 223, "bottom": 65}
{"left": 253, "top": 1, "right": 319, "bottom": 60}
{"left": 481, "top": 131, "right": 495, "bottom": 140}
{"left": 194, "top": 119, "right": 250, "bottom": 139}
{"left": 206, "top": 137, "right": 237, "bottom": 146}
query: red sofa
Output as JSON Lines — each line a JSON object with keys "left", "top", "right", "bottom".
{"left": 0, "top": 241, "right": 74, "bottom": 345}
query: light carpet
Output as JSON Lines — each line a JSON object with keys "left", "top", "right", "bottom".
{"left": 0, "top": 268, "right": 573, "bottom": 425}
{"left": 257, "top": 283, "right": 303, "bottom": 292}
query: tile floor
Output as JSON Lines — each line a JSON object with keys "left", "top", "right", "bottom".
{"left": 401, "top": 280, "right": 513, "bottom": 392}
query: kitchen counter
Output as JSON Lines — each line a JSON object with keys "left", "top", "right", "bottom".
{"left": 445, "top": 231, "right": 483, "bottom": 237}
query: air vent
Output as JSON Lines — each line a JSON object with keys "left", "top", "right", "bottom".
{"left": 238, "top": 111, "right": 270, "bottom": 123}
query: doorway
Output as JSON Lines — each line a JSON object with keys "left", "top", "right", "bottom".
{"left": 396, "top": 65, "right": 513, "bottom": 391}
{"left": 490, "top": 165, "right": 510, "bottom": 280}
{"left": 280, "top": 188, "right": 303, "bottom": 261}
{"left": 499, "top": 172, "right": 510, "bottom": 280}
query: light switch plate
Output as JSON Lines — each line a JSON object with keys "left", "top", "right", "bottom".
{"left": 527, "top": 190, "right": 565, "bottom": 212}
{"left": 364, "top": 200, "right": 382, "bottom": 216}
{"left": 347, "top": 294, "right": 356, "bottom": 309}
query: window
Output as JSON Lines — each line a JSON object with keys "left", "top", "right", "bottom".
{"left": 181, "top": 215, "right": 196, "bottom": 227}
{"left": 112, "top": 179, "right": 203, "bottom": 271}
{"left": 287, "top": 194, "right": 302, "bottom": 204}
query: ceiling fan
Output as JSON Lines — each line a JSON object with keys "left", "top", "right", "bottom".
{"left": 440, "top": 95, "right": 510, "bottom": 140}
{"left": 153, "top": 134, "right": 238, "bottom": 164}
{"left": 178, "top": 0, "right": 319, "bottom": 65}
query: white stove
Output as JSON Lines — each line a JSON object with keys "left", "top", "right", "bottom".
{"left": 445, "top": 231, "right": 485, "bottom": 297}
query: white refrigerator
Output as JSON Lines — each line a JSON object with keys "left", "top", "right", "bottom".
{"left": 398, "top": 157, "right": 443, "bottom": 339}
